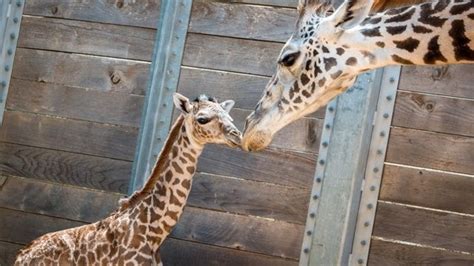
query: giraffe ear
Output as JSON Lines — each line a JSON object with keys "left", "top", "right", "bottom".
{"left": 173, "top": 93, "right": 193, "bottom": 114}
{"left": 331, "top": 0, "right": 374, "bottom": 30}
{"left": 220, "top": 100, "right": 235, "bottom": 113}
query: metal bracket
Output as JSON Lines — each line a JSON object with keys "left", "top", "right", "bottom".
{"left": 0, "top": 0, "right": 24, "bottom": 125}
{"left": 129, "top": 0, "right": 193, "bottom": 193}
{"left": 350, "top": 66, "right": 402, "bottom": 265}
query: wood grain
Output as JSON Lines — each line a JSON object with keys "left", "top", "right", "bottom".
{"left": 373, "top": 202, "right": 474, "bottom": 253}
{"left": 0, "top": 241, "right": 23, "bottom": 266}
{"left": 183, "top": 33, "right": 281, "bottom": 76}
{"left": 161, "top": 238, "right": 298, "bottom": 266}
{"left": 0, "top": 175, "right": 122, "bottom": 223}
{"left": 230, "top": 0, "right": 297, "bottom": 8}
{"left": 198, "top": 145, "right": 316, "bottom": 188}
{"left": 18, "top": 16, "right": 156, "bottom": 61}
{"left": 13, "top": 48, "right": 150, "bottom": 95}
{"left": 24, "top": 0, "right": 296, "bottom": 42}
{"left": 380, "top": 164, "right": 474, "bottom": 215}
{"left": 171, "top": 207, "right": 304, "bottom": 259}
{"left": 369, "top": 238, "right": 474, "bottom": 265}
{"left": 0, "top": 208, "right": 85, "bottom": 245}
{"left": 0, "top": 111, "right": 138, "bottom": 161}
{"left": 0, "top": 142, "right": 131, "bottom": 193}
{"left": 386, "top": 127, "right": 474, "bottom": 175}
{"left": 189, "top": 173, "right": 310, "bottom": 224}
{"left": 399, "top": 65, "right": 474, "bottom": 99}
{"left": 393, "top": 91, "right": 474, "bottom": 137}
{"left": 7, "top": 79, "right": 144, "bottom": 127}
{"left": 24, "top": 0, "right": 160, "bottom": 29}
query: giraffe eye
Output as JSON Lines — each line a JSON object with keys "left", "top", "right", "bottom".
{"left": 279, "top": 51, "right": 301, "bottom": 67}
{"left": 197, "top": 117, "right": 210, "bottom": 125}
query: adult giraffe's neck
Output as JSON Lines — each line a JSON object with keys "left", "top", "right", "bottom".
{"left": 120, "top": 115, "right": 203, "bottom": 250}
{"left": 343, "top": 0, "right": 473, "bottom": 70}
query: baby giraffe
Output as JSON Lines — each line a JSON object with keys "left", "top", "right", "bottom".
{"left": 15, "top": 93, "right": 241, "bottom": 265}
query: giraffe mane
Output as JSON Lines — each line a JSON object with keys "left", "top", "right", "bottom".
{"left": 120, "top": 115, "right": 185, "bottom": 210}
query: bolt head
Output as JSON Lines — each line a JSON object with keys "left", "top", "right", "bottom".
{"left": 328, "top": 106, "right": 335, "bottom": 112}
{"left": 361, "top": 240, "right": 367, "bottom": 246}
{"left": 386, "top": 95, "right": 393, "bottom": 101}
{"left": 364, "top": 221, "right": 370, "bottom": 227}
{"left": 0, "top": 81, "right": 6, "bottom": 87}
{"left": 319, "top": 159, "right": 325, "bottom": 165}
{"left": 373, "top": 167, "right": 379, "bottom": 173}
{"left": 303, "top": 248, "right": 309, "bottom": 254}
{"left": 358, "top": 258, "right": 364, "bottom": 264}
{"left": 322, "top": 141, "right": 328, "bottom": 148}
{"left": 312, "top": 194, "right": 319, "bottom": 200}
{"left": 16, "top": 0, "right": 22, "bottom": 7}
{"left": 316, "top": 177, "right": 322, "bottom": 183}
{"left": 309, "top": 213, "right": 315, "bottom": 218}
{"left": 325, "top": 124, "right": 331, "bottom": 129}
{"left": 370, "top": 185, "right": 376, "bottom": 191}
{"left": 7, "top": 49, "right": 12, "bottom": 55}
{"left": 306, "top": 230, "right": 312, "bottom": 236}
{"left": 380, "top": 131, "right": 386, "bottom": 137}
{"left": 4, "top": 65, "right": 9, "bottom": 72}
{"left": 367, "top": 203, "right": 373, "bottom": 209}
{"left": 383, "top": 113, "right": 389, "bottom": 119}
{"left": 10, "top": 33, "right": 16, "bottom": 40}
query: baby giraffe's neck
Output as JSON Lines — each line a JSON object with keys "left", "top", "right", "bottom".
{"left": 119, "top": 115, "right": 203, "bottom": 251}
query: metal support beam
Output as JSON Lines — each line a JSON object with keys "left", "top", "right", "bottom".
{"left": 300, "top": 69, "right": 385, "bottom": 265}
{"left": 350, "top": 66, "right": 401, "bottom": 265}
{"left": 129, "top": 0, "right": 193, "bottom": 193}
{"left": 0, "top": 0, "right": 24, "bottom": 125}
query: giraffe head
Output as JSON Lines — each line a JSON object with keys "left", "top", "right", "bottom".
{"left": 173, "top": 93, "right": 242, "bottom": 147}
{"left": 242, "top": 0, "right": 382, "bottom": 151}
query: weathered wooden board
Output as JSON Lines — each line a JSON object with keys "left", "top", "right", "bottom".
{"left": 24, "top": 1, "right": 296, "bottom": 42}
{"left": 24, "top": 0, "right": 161, "bottom": 29}
{"left": 198, "top": 145, "right": 316, "bottom": 188}
{"left": 393, "top": 91, "right": 474, "bottom": 137}
{"left": 386, "top": 127, "right": 474, "bottom": 175}
{"left": 229, "top": 0, "right": 296, "bottom": 8}
{"left": 380, "top": 165, "right": 474, "bottom": 215}
{"left": 369, "top": 239, "right": 474, "bottom": 265}
{"left": 0, "top": 208, "right": 85, "bottom": 245}
{"left": 189, "top": 173, "right": 310, "bottom": 224}
{"left": 0, "top": 142, "right": 131, "bottom": 193}
{"left": 13, "top": 48, "right": 150, "bottom": 95}
{"left": 18, "top": 16, "right": 156, "bottom": 62}
{"left": 373, "top": 202, "right": 474, "bottom": 253}
{"left": 0, "top": 111, "right": 138, "bottom": 161}
{"left": 161, "top": 238, "right": 298, "bottom": 266}
{"left": 178, "top": 68, "right": 326, "bottom": 118}
{"left": 399, "top": 65, "right": 474, "bottom": 99}
{"left": 171, "top": 207, "right": 304, "bottom": 259}
{"left": 0, "top": 241, "right": 22, "bottom": 266}
{"left": 183, "top": 33, "right": 281, "bottom": 76}
{"left": 7, "top": 79, "right": 144, "bottom": 127}
{"left": 0, "top": 175, "right": 122, "bottom": 223}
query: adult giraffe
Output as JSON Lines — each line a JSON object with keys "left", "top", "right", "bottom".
{"left": 242, "top": 0, "right": 473, "bottom": 151}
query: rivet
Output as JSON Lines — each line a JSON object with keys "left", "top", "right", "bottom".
{"left": 370, "top": 185, "right": 376, "bottom": 191}
{"left": 325, "top": 124, "right": 331, "bottom": 129}
{"left": 376, "top": 149, "right": 383, "bottom": 155}
{"left": 328, "top": 106, "right": 334, "bottom": 112}
{"left": 16, "top": 0, "right": 22, "bottom": 7}
{"left": 160, "top": 120, "right": 165, "bottom": 124}
{"left": 367, "top": 203, "right": 373, "bottom": 209}
{"left": 1, "top": 81, "right": 6, "bottom": 87}
{"left": 319, "top": 159, "right": 325, "bottom": 165}
{"left": 312, "top": 194, "right": 319, "bottom": 200}
{"left": 364, "top": 221, "right": 370, "bottom": 227}
{"left": 10, "top": 33, "right": 16, "bottom": 40}
{"left": 178, "top": 19, "right": 183, "bottom": 23}
{"left": 4, "top": 65, "right": 9, "bottom": 72}
{"left": 322, "top": 141, "right": 328, "bottom": 148}
{"left": 0, "top": 98, "right": 3, "bottom": 103}
{"left": 373, "top": 167, "right": 379, "bottom": 173}
{"left": 389, "top": 77, "right": 395, "bottom": 83}
{"left": 306, "top": 230, "right": 312, "bottom": 236}
{"left": 157, "top": 137, "right": 162, "bottom": 141}
{"left": 386, "top": 95, "right": 393, "bottom": 101}
{"left": 379, "top": 131, "right": 386, "bottom": 137}
{"left": 7, "top": 49, "right": 12, "bottom": 55}
{"left": 361, "top": 240, "right": 367, "bottom": 246}
{"left": 166, "top": 87, "right": 171, "bottom": 91}
{"left": 316, "top": 177, "right": 322, "bottom": 183}
{"left": 303, "top": 248, "right": 309, "bottom": 254}
{"left": 383, "top": 113, "right": 389, "bottom": 119}
{"left": 163, "top": 103, "right": 167, "bottom": 107}
{"left": 358, "top": 258, "right": 364, "bottom": 264}
{"left": 309, "top": 213, "right": 315, "bottom": 218}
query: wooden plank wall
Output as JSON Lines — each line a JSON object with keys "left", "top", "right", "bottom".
{"left": 0, "top": 0, "right": 321, "bottom": 265}
{"left": 368, "top": 65, "right": 474, "bottom": 264}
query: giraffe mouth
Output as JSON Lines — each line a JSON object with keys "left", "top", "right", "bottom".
{"left": 226, "top": 130, "right": 242, "bottom": 148}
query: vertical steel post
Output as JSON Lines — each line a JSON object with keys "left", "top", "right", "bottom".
{"left": 349, "top": 66, "right": 401, "bottom": 265}
{"left": 129, "top": 0, "right": 193, "bottom": 193}
{"left": 300, "top": 69, "right": 385, "bottom": 265}
{"left": 0, "top": 0, "right": 24, "bottom": 125}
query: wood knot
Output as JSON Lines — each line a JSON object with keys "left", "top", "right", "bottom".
{"left": 431, "top": 66, "right": 448, "bottom": 81}
{"left": 425, "top": 102, "right": 435, "bottom": 112}
{"left": 116, "top": 0, "right": 124, "bottom": 9}
{"left": 110, "top": 71, "right": 121, "bottom": 84}
{"left": 51, "top": 6, "right": 59, "bottom": 15}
